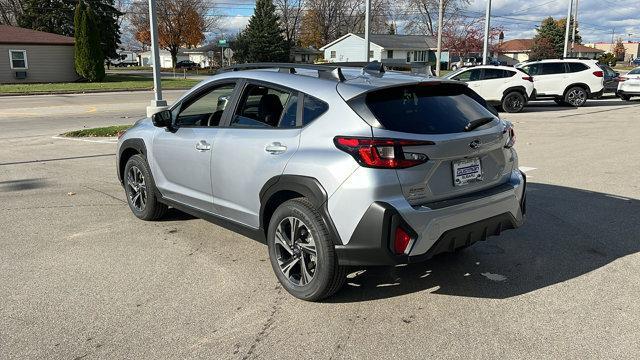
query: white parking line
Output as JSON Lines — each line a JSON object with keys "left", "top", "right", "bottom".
{"left": 51, "top": 135, "right": 117, "bottom": 144}
{"left": 519, "top": 166, "right": 537, "bottom": 173}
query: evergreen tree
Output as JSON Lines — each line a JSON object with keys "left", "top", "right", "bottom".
{"left": 233, "top": 0, "right": 289, "bottom": 63}
{"left": 532, "top": 17, "right": 564, "bottom": 59}
{"left": 19, "top": 0, "right": 121, "bottom": 60}
{"left": 74, "top": 0, "right": 105, "bottom": 81}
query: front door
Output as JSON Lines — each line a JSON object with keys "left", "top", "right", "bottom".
{"left": 211, "top": 81, "right": 303, "bottom": 228}
{"left": 151, "top": 82, "right": 238, "bottom": 212}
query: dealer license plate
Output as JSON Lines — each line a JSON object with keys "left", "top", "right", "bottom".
{"left": 453, "top": 158, "right": 482, "bottom": 186}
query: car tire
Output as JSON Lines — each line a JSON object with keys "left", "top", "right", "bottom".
{"left": 267, "top": 198, "right": 347, "bottom": 301}
{"left": 501, "top": 91, "right": 526, "bottom": 113}
{"left": 564, "top": 86, "right": 588, "bottom": 107}
{"left": 123, "top": 154, "right": 167, "bottom": 221}
{"left": 451, "top": 65, "right": 458, "bottom": 71}
{"left": 619, "top": 94, "right": 631, "bottom": 101}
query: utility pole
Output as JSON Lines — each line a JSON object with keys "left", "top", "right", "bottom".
{"left": 146, "top": 0, "right": 167, "bottom": 117}
{"left": 571, "top": 0, "right": 579, "bottom": 50}
{"left": 563, "top": 0, "right": 573, "bottom": 58}
{"left": 435, "top": 0, "right": 444, "bottom": 76}
{"left": 482, "top": 0, "right": 492, "bottom": 65}
{"left": 364, "top": 0, "right": 371, "bottom": 62}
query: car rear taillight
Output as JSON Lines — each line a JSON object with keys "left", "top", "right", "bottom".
{"left": 522, "top": 76, "right": 534, "bottom": 82}
{"left": 394, "top": 226, "right": 412, "bottom": 254}
{"left": 618, "top": 76, "right": 628, "bottom": 82}
{"left": 334, "top": 136, "right": 432, "bottom": 169}
{"left": 503, "top": 122, "right": 516, "bottom": 148}
{"left": 593, "top": 70, "right": 604, "bottom": 77}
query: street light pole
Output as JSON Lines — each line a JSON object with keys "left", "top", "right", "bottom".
{"left": 364, "top": 0, "right": 370, "bottom": 62}
{"left": 435, "top": 0, "right": 444, "bottom": 76}
{"left": 563, "top": 0, "right": 573, "bottom": 58}
{"left": 482, "top": 0, "right": 492, "bottom": 65}
{"left": 571, "top": 0, "right": 579, "bottom": 50}
{"left": 146, "top": 0, "right": 167, "bottom": 117}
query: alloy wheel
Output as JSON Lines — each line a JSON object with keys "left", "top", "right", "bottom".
{"left": 126, "top": 166, "right": 147, "bottom": 212}
{"left": 505, "top": 94, "right": 524, "bottom": 112}
{"left": 567, "top": 88, "right": 586, "bottom": 106}
{"left": 274, "top": 216, "right": 317, "bottom": 286}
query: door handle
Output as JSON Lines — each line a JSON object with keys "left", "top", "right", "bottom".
{"left": 265, "top": 142, "right": 287, "bottom": 154}
{"left": 195, "top": 140, "right": 211, "bottom": 152}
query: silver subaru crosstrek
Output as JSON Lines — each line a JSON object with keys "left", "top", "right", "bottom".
{"left": 117, "top": 63, "right": 526, "bottom": 301}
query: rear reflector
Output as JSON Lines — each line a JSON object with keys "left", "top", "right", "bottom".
{"left": 334, "top": 136, "right": 432, "bottom": 169}
{"left": 394, "top": 227, "right": 412, "bottom": 254}
{"left": 593, "top": 71, "right": 604, "bottom": 78}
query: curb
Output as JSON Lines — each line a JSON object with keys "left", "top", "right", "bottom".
{"left": 0, "top": 87, "right": 192, "bottom": 97}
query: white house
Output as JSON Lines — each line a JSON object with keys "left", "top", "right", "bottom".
{"left": 320, "top": 33, "right": 447, "bottom": 65}
{"left": 139, "top": 48, "right": 189, "bottom": 68}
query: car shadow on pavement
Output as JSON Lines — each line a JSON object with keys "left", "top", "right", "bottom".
{"left": 516, "top": 98, "right": 637, "bottom": 113}
{"left": 328, "top": 183, "right": 640, "bottom": 303}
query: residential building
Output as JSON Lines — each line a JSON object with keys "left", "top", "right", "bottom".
{"left": 320, "top": 33, "right": 447, "bottom": 66}
{"left": 139, "top": 49, "right": 189, "bottom": 68}
{"left": 585, "top": 41, "right": 640, "bottom": 62}
{"left": 0, "top": 25, "right": 77, "bottom": 84}
{"left": 290, "top": 46, "right": 322, "bottom": 64}
{"left": 496, "top": 38, "right": 604, "bottom": 65}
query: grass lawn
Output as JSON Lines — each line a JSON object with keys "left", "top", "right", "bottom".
{"left": 0, "top": 74, "right": 200, "bottom": 95}
{"left": 62, "top": 125, "right": 131, "bottom": 137}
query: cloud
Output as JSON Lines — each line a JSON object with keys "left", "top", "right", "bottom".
{"left": 219, "top": 15, "right": 251, "bottom": 35}
{"left": 466, "top": 0, "right": 640, "bottom": 43}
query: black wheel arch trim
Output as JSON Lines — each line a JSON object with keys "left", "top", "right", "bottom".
{"left": 117, "top": 138, "right": 147, "bottom": 184}
{"left": 563, "top": 83, "right": 591, "bottom": 96}
{"left": 259, "top": 175, "right": 343, "bottom": 245}
{"left": 502, "top": 86, "right": 527, "bottom": 98}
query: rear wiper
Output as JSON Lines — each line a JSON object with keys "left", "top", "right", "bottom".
{"left": 464, "top": 117, "right": 495, "bottom": 132}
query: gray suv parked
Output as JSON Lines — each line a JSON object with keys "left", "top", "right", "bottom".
{"left": 117, "top": 63, "right": 526, "bottom": 301}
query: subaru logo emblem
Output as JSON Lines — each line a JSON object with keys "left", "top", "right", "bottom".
{"left": 469, "top": 139, "right": 481, "bottom": 149}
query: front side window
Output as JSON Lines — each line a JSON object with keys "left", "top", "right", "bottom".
{"left": 231, "top": 84, "right": 292, "bottom": 128}
{"left": 521, "top": 64, "right": 540, "bottom": 76}
{"left": 453, "top": 69, "right": 481, "bottom": 82}
{"left": 9, "top": 50, "right": 27, "bottom": 69}
{"left": 176, "top": 83, "right": 236, "bottom": 127}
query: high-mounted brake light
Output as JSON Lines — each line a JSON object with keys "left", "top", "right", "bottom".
{"left": 522, "top": 76, "right": 534, "bottom": 82}
{"left": 593, "top": 70, "right": 604, "bottom": 78}
{"left": 334, "top": 137, "right": 432, "bottom": 169}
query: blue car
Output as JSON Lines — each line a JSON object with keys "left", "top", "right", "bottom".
{"left": 632, "top": 58, "right": 640, "bottom": 66}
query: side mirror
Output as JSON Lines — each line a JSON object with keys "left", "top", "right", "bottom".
{"left": 152, "top": 109, "right": 172, "bottom": 128}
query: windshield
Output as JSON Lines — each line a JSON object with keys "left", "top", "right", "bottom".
{"left": 365, "top": 84, "right": 498, "bottom": 135}
{"left": 629, "top": 68, "right": 640, "bottom": 75}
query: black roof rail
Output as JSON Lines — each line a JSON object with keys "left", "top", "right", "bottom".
{"left": 217, "top": 63, "right": 346, "bottom": 82}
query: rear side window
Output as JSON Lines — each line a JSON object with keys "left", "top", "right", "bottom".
{"left": 302, "top": 95, "right": 328, "bottom": 126}
{"left": 541, "top": 62, "right": 566, "bottom": 75}
{"left": 231, "top": 84, "right": 292, "bottom": 128}
{"left": 365, "top": 84, "right": 497, "bottom": 135}
{"left": 567, "top": 62, "right": 589, "bottom": 72}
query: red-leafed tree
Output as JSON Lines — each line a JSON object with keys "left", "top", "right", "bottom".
{"left": 443, "top": 16, "right": 504, "bottom": 57}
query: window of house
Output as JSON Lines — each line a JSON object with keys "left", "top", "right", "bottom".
{"left": 406, "top": 52, "right": 411, "bottom": 62}
{"left": 387, "top": 50, "right": 393, "bottom": 59}
{"left": 369, "top": 50, "right": 374, "bottom": 59}
{"left": 330, "top": 51, "right": 336, "bottom": 58}
{"left": 9, "top": 50, "right": 27, "bottom": 69}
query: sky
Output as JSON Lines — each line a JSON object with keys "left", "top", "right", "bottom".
{"left": 214, "top": 0, "right": 640, "bottom": 44}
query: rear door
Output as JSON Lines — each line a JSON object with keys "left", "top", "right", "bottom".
{"left": 210, "top": 81, "right": 304, "bottom": 228}
{"left": 533, "top": 62, "right": 567, "bottom": 95}
{"left": 362, "top": 83, "right": 511, "bottom": 205}
{"left": 477, "top": 68, "right": 510, "bottom": 101}
{"left": 151, "top": 81, "right": 238, "bottom": 212}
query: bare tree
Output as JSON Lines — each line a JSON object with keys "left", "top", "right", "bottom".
{"left": 403, "top": 0, "right": 470, "bottom": 36}
{"left": 275, "top": 0, "right": 303, "bottom": 47}
{"left": 0, "top": 0, "right": 23, "bottom": 25}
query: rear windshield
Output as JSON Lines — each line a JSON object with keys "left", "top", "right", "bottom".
{"left": 364, "top": 84, "right": 497, "bottom": 134}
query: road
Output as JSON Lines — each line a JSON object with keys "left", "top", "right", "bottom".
{"left": 1, "top": 92, "right": 639, "bottom": 359}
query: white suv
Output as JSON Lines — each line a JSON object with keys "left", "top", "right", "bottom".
{"left": 517, "top": 59, "right": 604, "bottom": 107}
{"left": 445, "top": 65, "right": 535, "bottom": 113}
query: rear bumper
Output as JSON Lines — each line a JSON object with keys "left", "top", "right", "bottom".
{"left": 589, "top": 89, "right": 604, "bottom": 99}
{"left": 617, "top": 89, "right": 640, "bottom": 96}
{"left": 335, "top": 170, "right": 526, "bottom": 266}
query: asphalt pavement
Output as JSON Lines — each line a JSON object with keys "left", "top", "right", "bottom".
{"left": 1, "top": 92, "right": 639, "bottom": 359}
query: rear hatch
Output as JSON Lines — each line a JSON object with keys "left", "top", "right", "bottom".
{"left": 346, "top": 82, "right": 514, "bottom": 205}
